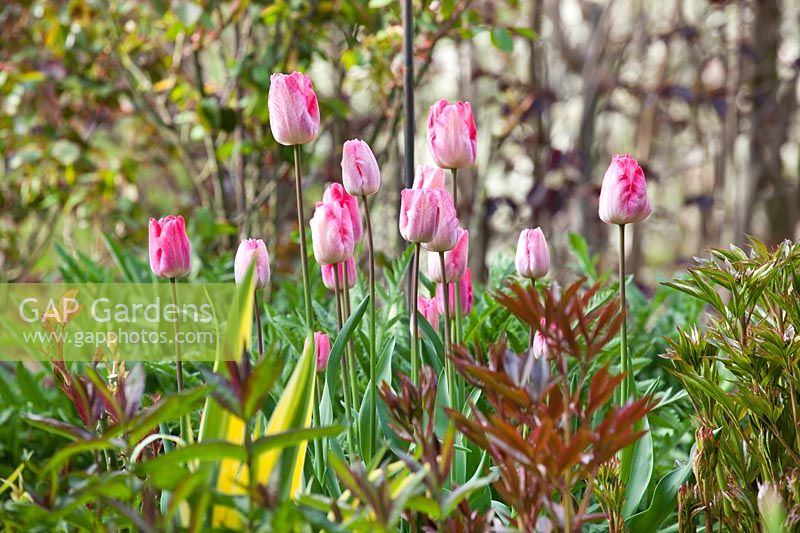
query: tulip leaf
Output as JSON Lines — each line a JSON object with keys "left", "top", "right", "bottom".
{"left": 324, "top": 295, "right": 369, "bottom": 402}
{"left": 418, "top": 313, "right": 443, "bottom": 376}
{"left": 253, "top": 331, "right": 317, "bottom": 499}
{"left": 251, "top": 425, "right": 343, "bottom": 457}
{"left": 627, "top": 443, "right": 696, "bottom": 531}
{"left": 622, "top": 414, "right": 653, "bottom": 517}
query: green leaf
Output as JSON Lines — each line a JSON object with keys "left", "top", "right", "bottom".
{"left": 419, "top": 313, "right": 444, "bottom": 376}
{"left": 122, "top": 386, "right": 210, "bottom": 444}
{"left": 251, "top": 425, "right": 343, "bottom": 457}
{"left": 324, "top": 296, "right": 369, "bottom": 402}
{"left": 253, "top": 331, "right": 318, "bottom": 499}
{"left": 41, "top": 437, "right": 125, "bottom": 475}
{"left": 51, "top": 139, "right": 80, "bottom": 166}
{"left": 101, "top": 232, "right": 139, "bottom": 282}
{"left": 627, "top": 444, "right": 696, "bottom": 531}
{"left": 568, "top": 232, "right": 597, "bottom": 280}
{"left": 622, "top": 414, "right": 653, "bottom": 517}
{"left": 510, "top": 27, "right": 537, "bottom": 40}
{"left": 175, "top": 2, "right": 203, "bottom": 28}
{"left": 23, "top": 414, "right": 92, "bottom": 441}
{"left": 138, "top": 440, "right": 247, "bottom": 473}
{"left": 490, "top": 28, "right": 514, "bottom": 52}
{"left": 242, "top": 352, "right": 284, "bottom": 420}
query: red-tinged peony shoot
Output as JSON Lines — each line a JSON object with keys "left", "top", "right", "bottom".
{"left": 427, "top": 99, "right": 477, "bottom": 169}
{"left": 341, "top": 139, "right": 381, "bottom": 197}
{"left": 148, "top": 215, "right": 191, "bottom": 279}
{"left": 598, "top": 154, "right": 652, "bottom": 225}
{"left": 234, "top": 238, "right": 271, "bottom": 290}
{"left": 515, "top": 228, "right": 550, "bottom": 280}
{"left": 310, "top": 201, "right": 355, "bottom": 266}
{"left": 268, "top": 72, "right": 320, "bottom": 146}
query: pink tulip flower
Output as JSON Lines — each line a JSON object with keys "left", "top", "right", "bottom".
{"left": 234, "top": 238, "right": 271, "bottom": 289}
{"left": 427, "top": 99, "right": 477, "bottom": 169}
{"left": 148, "top": 215, "right": 191, "bottom": 278}
{"left": 422, "top": 190, "right": 459, "bottom": 253}
{"left": 399, "top": 188, "right": 439, "bottom": 244}
{"left": 268, "top": 72, "right": 320, "bottom": 146}
{"left": 436, "top": 267, "right": 474, "bottom": 316}
{"left": 427, "top": 227, "right": 469, "bottom": 283}
{"left": 417, "top": 296, "right": 440, "bottom": 333}
{"left": 322, "top": 183, "right": 363, "bottom": 243}
{"left": 321, "top": 257, "right": 357, "bottom": 291}
{"left": 310, "top": 201, "right": 354, "bottom": 266}
{"left": 341, "top": 139, "right": 381, "bottom": 197}
{"left": 314, "top": 331, "right": 331, "bottom": 372}
{"left": 598, "top": 154, "right": 652, "bottom": 225}
{"left": 412, "top": 164, "right": 446, "bottom": 190}
{"left": 515, "top": 228, "right": 550, "bottom": 280}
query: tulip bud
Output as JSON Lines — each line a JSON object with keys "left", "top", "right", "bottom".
{"left": 234, "top": 238, "right": 271, "bottom": 289}
{"left": 515, "top": 227, "right": 550, "bottom": 279}
{"left": 268, "top": 72, "right": 320, "bottom": 146}
{"left": 310, "top": 201, "right": 355, "bottom": 266}
{"left": 598, "top": 154, "right": 652, "bottom": 225}
{"left": 427, "top": 99, "right": 477, "bottom": 169}
{"left": 148, "top": 215, "right": 191, "bottom": 279}
{"left": 322, "top": 183, "right": 362, "bottom": 243}
{"left": 412, "top": 164, "right": 446, "bottom": 190}
{"left": 321, "top": 257, "right": 357, "bottom": 291}
{"left": 314, "top": 331, "right": 331, "bottom": 372}
{"left": 422, "top": 190, "right": 459, "bottom": 253}
{"left": 436, "top": 267, "right": 474, "bottom": 316}
{"left": 399, "top": 188, "right": 439, "bottom": 244}
{"left": 415, "top": 296, "right": 440, "bottom": 334}
{"left": 341, "top": 139, "right": 381, "bottom": 197}
{"left": 427, "top": 227, "right": 469, "bottom": 283}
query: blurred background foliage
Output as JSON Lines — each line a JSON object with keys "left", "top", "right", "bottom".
{"left": 2, "top": 0, "right": 800, "bottom": 290}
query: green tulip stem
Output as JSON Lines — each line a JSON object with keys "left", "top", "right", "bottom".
{"left": 169, "top": 277, "right": 184, "bottom": 394}
{"left": 451, "top": 168, "right": 458, "bottom": 217}
{"left": 362, "top": 194, "right": 377, "bottom": 458}
{"left": 170, "top": 277, "right": 192, "bottom": 444}
{"left": 334, "top": 263, "right": 357, "bottom": 456}
{"left": 619, "top": 223, "right": 631, "bottom": 404}
{"left": 342, "top": 269, "right": 358, "bottom": 421}
{"left": 254, "top": 290, "right": 264, "bottom": 361}
{"left": 411, "top": 242, "right": 421, "bottom": 385}
{"left": 293, "top": 144, "right": 314, "bottom": 334}
{"left": 440, "top": 253, "right": 455, "bottom": 409}
{"left": 528, "top": 278, "right": 536, "bottom": 352}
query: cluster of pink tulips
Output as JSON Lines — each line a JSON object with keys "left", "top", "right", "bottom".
{"left": 145, "top": 69, "right": 653, "bottom": 460}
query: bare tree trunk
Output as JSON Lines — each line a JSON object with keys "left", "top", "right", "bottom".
{"left": 741, "top": 0, "right": 792, "bottom": 245}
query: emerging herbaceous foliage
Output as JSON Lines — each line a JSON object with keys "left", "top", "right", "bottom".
{"left": 1, "top": 68, "right": 798, "bottom": 533}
